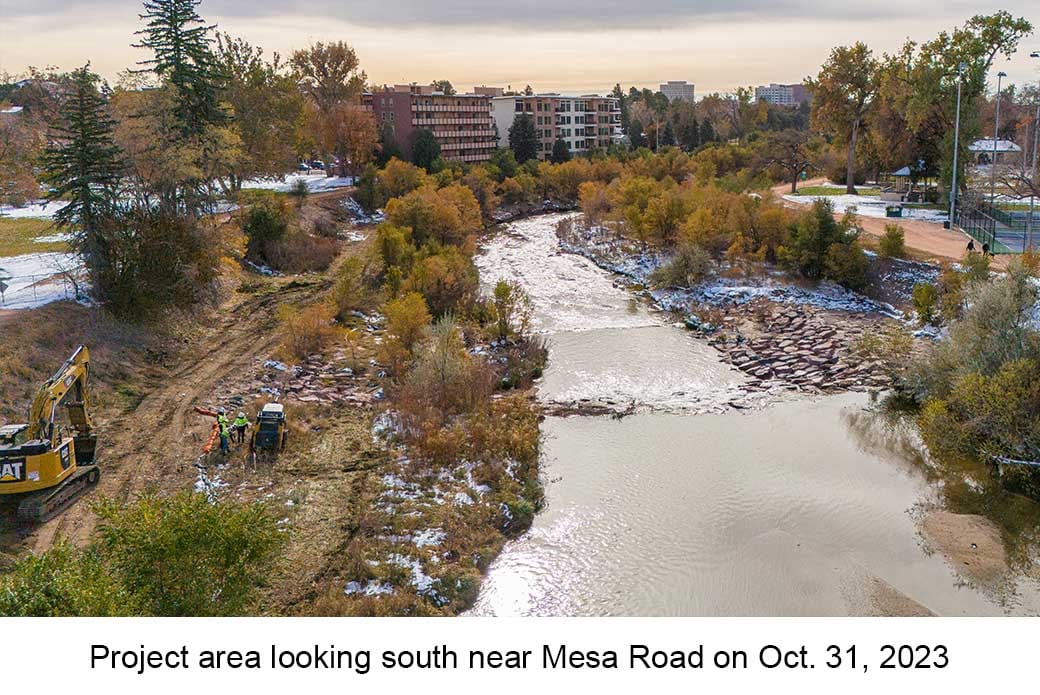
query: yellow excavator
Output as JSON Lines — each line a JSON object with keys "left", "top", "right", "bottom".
{"left": 0, "top": 345, "right": 100, "bottom": 522}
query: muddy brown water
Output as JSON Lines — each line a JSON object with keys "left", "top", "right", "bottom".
{"left": 471, "top": 214, "right": 1040, "bottom": 616}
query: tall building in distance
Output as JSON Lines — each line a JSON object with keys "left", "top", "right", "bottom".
{"left": 365, "top": 84, "right": 499, "bottom": 164}
{"left": 754, "top": 83, "right": 811, "bottom": 107}
{"left": 659, "top": 81, "right": 695, "bottom": 104}
{"left": 492, "top": 94, "right": 623, "bottom": 160}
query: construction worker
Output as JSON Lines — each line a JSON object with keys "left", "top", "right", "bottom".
{"left": 218, "top": 418, "right": 230, "bottom": 456}
{"left": 232, "top": 412, "right": 249, "bottom": 444}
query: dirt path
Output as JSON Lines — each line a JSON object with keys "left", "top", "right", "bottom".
{"left": 27, "top": 277, "right": 329, "bottom": 553}
{"left": 773, "top": 180, "right": 1010, "bottom": 269}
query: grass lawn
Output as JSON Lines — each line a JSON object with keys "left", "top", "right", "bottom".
{"left": 0, "top": 217, "right": 67, "bottom": 257}
{"left": 794, "top": 185, "right": 881, "bottom": 197}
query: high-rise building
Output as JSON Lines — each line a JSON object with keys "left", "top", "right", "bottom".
{"left": 659, "top": 81, "right": 695, "bottom": 104}
{"left": 365, "top": 84, "right": 499, "bottom": 164}
{"left": 754, "top": 83, "right": 810, "bottom": 107}
{"left": 492, "top": 94, "right": 623, "bottom": 159}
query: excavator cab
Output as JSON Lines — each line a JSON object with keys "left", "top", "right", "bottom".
{"left": 0, "top": 346, "right": 100, "bottom": 522}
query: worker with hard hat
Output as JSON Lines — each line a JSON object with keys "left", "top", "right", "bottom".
{"left": 232, "top": 411, "right": 250, "bottom": 444}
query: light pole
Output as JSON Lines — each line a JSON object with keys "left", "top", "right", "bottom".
{"left": 1028, "top": 52, "right": 1039, "bottom": 250}
{"left": 990, "top": 71, "right": 1006, "bottom": 207}
{"left": 949, "top": 62, "right": 967, "bottom": 229}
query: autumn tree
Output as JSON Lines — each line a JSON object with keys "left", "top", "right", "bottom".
{"left": 0, "top": 106, "right": 44, "bottom": 207}
{"left": 809, "top": 43, "right": 879, "bottom": 194}
{"left": 290, "top": 41, "right": 365, "bottom": 112}
{"left": 758, "top": 129, "right": 818, "bottom": 193}
{"left": 431, "top": 79, "right": 456, "bottom": 96}
{"left": 308, "top": 101, "right": 377, "bottom": 177}
{"left": 291, "top": 41, "right": 367, "bottom": 173}
{"left": 214, "top": 33, "right": 304, "bottom": 191}
{"left": 902, "top": 12, "right": 1032, "bottom": 201}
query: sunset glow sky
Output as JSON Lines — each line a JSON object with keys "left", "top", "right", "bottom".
{"left": 1, "top": 1, "right": 1038, "bottom": 95}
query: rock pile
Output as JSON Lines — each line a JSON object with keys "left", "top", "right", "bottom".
{"left": 708, "top": 302, "right": 891, "bottom": 393}
{"left": 210, "top": 351, "right": 383, "bottom": 413}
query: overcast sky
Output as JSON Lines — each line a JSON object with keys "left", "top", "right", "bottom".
{"left": 1, "top": 1, "right": 1038, "bottom": 94}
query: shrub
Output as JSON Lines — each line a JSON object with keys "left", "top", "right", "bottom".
{"left": 397, "top": 317, "right": 494, "bottom": 432}
{"left": 379, "top": 291, "right": 432, "bottom": 375}
{"left": 963, "top": 250, "right": 991, "bottom": 285}
{"left": 0, "top": 543, "right": 127, "bottom": 617}
{"left": 99, "top": 207, "right": 218, "bottom": 319}
{"left": 93, "top": 491, "right": 282, "bottom": 616}
{"left": 355, "top": 164, "right": 386, "bottom": 212}
{"left": 333, "top": 256, "right": 377, "bottom": 319}
{"left": 937, "top": 263, "right": 966, "bottom": 323}
{"left": 906, "top": 262, "right": 1040, "bottom": 402}
{"left": 579, "top": 180, "right": 611, "bottom": 224}
{"left": 384, "top": 292, "right": 432, "bottom": 353}
{"left": 879, "top": 224, "right": 906, "bottom": 258}
{"left": 912, "top": 282, "right": 940, "bottom": 326}
{"left": 278, "top": 302, "right": 340, "bottom": 362}
{"left": 265, "top": 232, "right": 338, "bottom": 273}
{"left": 403, "top": 246, "right": 480, "bottom": 317}
{"left": 651, "top": 242, "right": 713, "bottom": 288}
{"left": 289, "top": 178, "right": 310, "bottom": 205}
{"left": 492, "top": 280, "right": 533, "bottom": 341}
{"left": 824, "top": 241, "right": 868, "bottom": 291}
{"left": 243, "top": 195, "right": 291, "bottom": 263}
{"left": 1, "top": 493, "right": 283, "bottom": 617}
{"left": 380, "top": 158, "right": 428, "bottom": 199}
{"left": 385, "top": 184, "right": 481, "bottom": 248}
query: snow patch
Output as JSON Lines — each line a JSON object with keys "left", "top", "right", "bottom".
{"left": 0, "top": 252, "right": 85, "bottom": 309}
{"left": 0, "top": 200, "right": 65, "bottom": 220}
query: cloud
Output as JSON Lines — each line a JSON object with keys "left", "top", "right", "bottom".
{"left": 1, "top": 0, "right": 1008, "bottom": 31}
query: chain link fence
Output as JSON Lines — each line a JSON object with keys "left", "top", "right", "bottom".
{"left": 0, "top": 270, "right": 83, "bottom": 309}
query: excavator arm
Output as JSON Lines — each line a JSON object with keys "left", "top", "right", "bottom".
{"left": 26, "top": 345, "right": 93, "bottom": 447}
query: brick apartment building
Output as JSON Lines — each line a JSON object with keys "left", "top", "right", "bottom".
{"left": 491, "top": 94, "right": 623, "bottom": 159}
{"left": 365, "top": 84, "right": 499, "bottom": 164}
{"left": 754, "top": 83, "right": 811, "bottom": 107}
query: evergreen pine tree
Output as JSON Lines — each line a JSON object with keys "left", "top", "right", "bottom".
{"left": 411, "top": 129, "right": 441, "bottom": 171}
{"left": 699, "top": 119, "right": 716, "bottom": 144}
{"left": 134, "top": 0, "right": 225, "bottom": 137}
{"left": 662, "top": 121, "right": 676, "bottom": 147}
{"left": 508, "top": 113, "right": 539, "bottom": 163}
{"left": 376, "top": 122, "right": 402, "bottom": 166}
{"left": 550, "top": 138, "right": 571, "bottom": 164}
{"left": 629, "top": 119, "right": 647, "bottom": 149}
{"left": 679, "top": 114, "right": 699, "bottom": 151}
{"left": 42, "top": 65, "right": 123, "bottom": 275}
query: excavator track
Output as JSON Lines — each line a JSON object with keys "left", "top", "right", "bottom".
{"left": 17, "top": 465, "right": 101, "bottom": 523}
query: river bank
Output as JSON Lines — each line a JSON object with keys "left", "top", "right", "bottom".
{"left": 469, "top": 212, "right": 1040, "bottom": 616}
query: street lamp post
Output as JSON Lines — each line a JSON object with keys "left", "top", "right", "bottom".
{"left": 1028, "top": 52, "right": 1039, "bottom": 250}
{"left": 990, "top": 71, "right": 1006, "bottom": 207}
{"left": 949, "top": 62, "right": 967, "bottom": 230}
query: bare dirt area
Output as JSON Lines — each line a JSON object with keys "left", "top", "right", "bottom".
{"left": 0, "top": 192, "right": 382, "bottom": 604}
{"left": 921, "top": 511, "right": 1008, "bottom": 585}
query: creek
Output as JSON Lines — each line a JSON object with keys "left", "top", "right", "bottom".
{"left": 470, "top": 214, "right": 1040, "bottom": 616}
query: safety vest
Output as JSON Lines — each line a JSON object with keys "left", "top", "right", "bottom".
{"left": 233, "top": 417, "right": 249, "bottom": 428}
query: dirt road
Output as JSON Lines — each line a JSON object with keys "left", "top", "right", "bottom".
{"left": 26, "top": 276, "right": 328, "bottom": 553}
